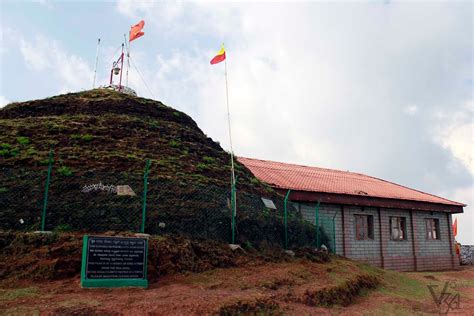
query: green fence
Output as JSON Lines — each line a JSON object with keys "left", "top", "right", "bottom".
{"left": 1, "top": 164, "right": 335, "bottom": 252}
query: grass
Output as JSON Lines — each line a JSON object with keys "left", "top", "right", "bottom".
{"left": 1, "top": 143, "right": 12, "bottom": 150}
{"left": 169, "top": 139, "right": 181, "bottom": 148}
{"left": 202, "top": 156, "right": 216, "bottom": 164}
{"left": 71, "top": 134, "right": 94, "bottom": 142}
{"left": 57, "top": 166, "right": 73, "bottom": 176}
{"left": 16, "top": 136, "right": 30, "bottom": 145}
{"left": 0, "top": 287, "right": 39, "bottom": 301}
{"left": 196, "top": 163, "right": 210, "bottom": 171}
{"left": 126, "top": 153, "right": 139, "bottom": 160}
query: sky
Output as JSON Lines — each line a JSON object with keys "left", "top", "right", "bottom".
{"left": 1, "top": 0, "right": 473, "bottom": 244}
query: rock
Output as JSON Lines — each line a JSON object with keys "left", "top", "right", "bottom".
{"left": 229, "top": 244, "right": 243, "bottom": 251}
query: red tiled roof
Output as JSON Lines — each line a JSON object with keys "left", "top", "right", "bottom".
{"left": 238, "top": 157, "right": 465, "bottom": 207}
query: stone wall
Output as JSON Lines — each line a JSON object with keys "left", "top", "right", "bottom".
{"left": 460, "top": 245, "right": 474, "bottom": 265}
{"left": 296, "top": 201, "right": 459, "bottom": 271}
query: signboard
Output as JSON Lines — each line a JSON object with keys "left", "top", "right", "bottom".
{"left": 81, "top": 235, "right": 148, "bottom": 288}
{"left": 261, "top": 197, "right": 277, "bottom": 209}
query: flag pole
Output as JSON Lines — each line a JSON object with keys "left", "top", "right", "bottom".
{"left": 92, "top": 38, "right": 101, "bottom": 89}
{"left": 224, "top": 51, "right": 235, "bottom": 187}
{"left": 223, "top": 46, "right": 237, "bottom": 241}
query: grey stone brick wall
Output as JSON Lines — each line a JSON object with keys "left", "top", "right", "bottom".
{"left": 299, "top": 204, "right": 343, "bottom": 255}
{"left": 460, "top": 245, "right": 474, "bottom": 265}
{"left": 294, "top": 201, "right": 458, "bottom": 271}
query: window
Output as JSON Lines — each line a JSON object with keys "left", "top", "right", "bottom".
{"left": 390, "top": 217, "right": 406, "bottom": 240}
{"left": 355, "top": 215, "right": 374, "bottom": 240}
{"left": 425, "top": 218, "right": 440, "bottom": 240}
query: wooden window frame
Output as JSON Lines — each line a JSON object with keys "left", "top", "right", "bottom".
{"left": 389, "top": 216, "right": 407, "bottom": 241}
{"left": 355, "top": 214, "right": 374, "bottom": 240}
{"left": 425, "top": 218, "right": 440, "bottom": 240}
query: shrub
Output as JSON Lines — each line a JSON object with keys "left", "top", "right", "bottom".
{"left": 53, "top": 224, "right": 72, "bottom": 232}
{"left": 70, "top": 134, "right": 93, "bottom": 142}
{"left": 196, "top": 163, "right": 209, "bottom": 171}
{"left": 1, "top": 143, "right": 12, "bottom": 150}
{"left": 57, "top": 166, "right": 73, "bottom": 176}
{"left": 202, "top": 156, "right": 216, "bottom": 164}
{"left": 126, "top": 154, "right": 138, "bottom": 160}
{"left": 169, "top": 139, "right": 180, "bottom": 148}
{"left": 27, "top": 148, "right": 37, "bottom": 156}
{"left": 16, "top": 136, "right": 30, "bottom": 145}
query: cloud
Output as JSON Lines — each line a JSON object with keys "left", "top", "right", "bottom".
{"left": 433, "top": 101, "right": 474, "bottom": 175}
{"left": 452, "top": 185, "right": 474, "bottom": 245}
{"left": 116, "top": 1, "right": 473, "bottom": 243}
{"left": 18, "top": 35, "right": 94, "bottom": 93}
{"left": 404, "top": 105, "right": 418, "bottom": 116}
{"left": 0, "top": 95, "right": 10, "bottom": 108}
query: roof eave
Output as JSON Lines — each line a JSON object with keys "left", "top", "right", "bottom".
{"left": 277, "top": 189, "right": 465, "bottom": 213}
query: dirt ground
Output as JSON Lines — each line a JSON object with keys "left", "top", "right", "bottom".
{"left": 1, "top": 259, "right": 473, "bottom": 315}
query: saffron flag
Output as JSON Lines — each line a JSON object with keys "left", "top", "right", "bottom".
{"left": 129, "top": 20, "right": 145, "bottom": 42}
{"left": 453, "top": 218, "right": 458, "bottom": 237}
{"left": 210, "top": 45, "right": 226, "bottom": 65}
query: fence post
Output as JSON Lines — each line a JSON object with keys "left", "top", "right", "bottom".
{"left": 284, "top": 189, "right": 291, "bottom": 250}
{"left": 40, "top": 148, "right": 54, "bottom": 231}
{"left": 315, "top": 201, "right": 320, "bottom": 248}
{"left": 332, "top": 212, "right": 337, "bottom": 254}
{"left": 140, "top": 159, "right": 151, "bottom": 233}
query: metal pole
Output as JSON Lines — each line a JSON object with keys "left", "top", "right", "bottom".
{"left": 141, "top": 159, "right": 151, "bottom": 233}
{"left": 124, "top": 33, "right": 130, "bottom": 87}
{"left": 224, "top": 55, "right": 235, "bottom": 191}
{"left": 119, "top": 44, "right": 124, "bottom": 91}
{"left": 315, "top": 201, "right": 320, "bottom": 248}
{"left": 41, "top": 148, "right": 54, "bottom": 231}
{"left": 332, "top": 212, "right": 337, "bottom": 254}
{"left": 223, "top": 49, "right": 237, "bottom": 243}
{"left": 284, "top": 189, "right": 291, "bottom": 250}
{"left": 231, "top": 181, "right": 235, "bottom": 244}
{"left": 92, "top": 38, "right": 101, "bottom": 89}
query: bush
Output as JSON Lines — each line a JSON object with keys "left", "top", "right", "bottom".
{"left": 16, "top": 136, "right": 30, "bottom": 145}
{"left": 70, "top": 134, "right": 93, "bottom": 142}
{"left": 169, "top": 139, "right": 180, "bottom": 148}
{"left": 57, "top": 166, "right": 73, "bottom": 176}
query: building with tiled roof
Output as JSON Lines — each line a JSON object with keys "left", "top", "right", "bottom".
{"left": 238, "top": 157, "right": 465, "bottom": 272}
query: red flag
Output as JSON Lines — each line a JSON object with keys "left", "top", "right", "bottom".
{"left": 210, "top": 45, "right": 226, "bottom": 65}
{"left": 129, "top": 20, "right": 145, "bottom": 42}
{"left": 452, "top": 218, "right": 458, "bottom": 237}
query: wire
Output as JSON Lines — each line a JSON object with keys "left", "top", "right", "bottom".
{"left": 129, "top": 56, "right": 156, "bottom": 99}
{"left": 105, "top": 44, "right": 123, "bottom": 71}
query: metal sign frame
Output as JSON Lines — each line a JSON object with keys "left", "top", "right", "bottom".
{"left": 80, "top": 235, "right": 148, "bottom": 288}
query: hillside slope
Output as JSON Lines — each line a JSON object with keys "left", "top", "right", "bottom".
{"left": 0, "top": 89, "right": 255, "bottom": 187}
{"left": 1, "top": 90, "right": 315, "bottom": 247}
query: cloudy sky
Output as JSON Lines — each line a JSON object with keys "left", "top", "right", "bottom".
{"left": 1, "top": 1, "right": 472, "bottom": 243}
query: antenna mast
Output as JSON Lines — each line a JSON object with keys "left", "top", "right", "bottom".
{"left": 124, "top": 33, "right": 130, "bottom": 87}
{"left": 92, "top": 38, "right": 101, "bottom": 89}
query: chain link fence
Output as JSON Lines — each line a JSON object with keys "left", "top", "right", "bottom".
{"left": 1, "top": 164, "right": 335, "bottom": 252}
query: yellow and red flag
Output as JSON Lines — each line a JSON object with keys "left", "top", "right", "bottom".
{"left": 130, "top": 20, "right": 145, "bottom": 42}
{"left": 452, "top": 218, "right": 458, "bottom": 237}
{"left": 210, "top": 45, "right": 226, "bottom": 65}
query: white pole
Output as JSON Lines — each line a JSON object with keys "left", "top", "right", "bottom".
{"left": 224, "top": 58, "right": 235, "bottom": 186}
{"left": 92, "top": 38, "right": 101, "bottom": 89}
{"left": 124, "top": 33, "right": 130, "bottom": 87}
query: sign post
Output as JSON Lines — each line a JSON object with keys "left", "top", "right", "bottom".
{"left": 81, "top": 235, "right": 148, "bottom": 288}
